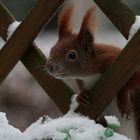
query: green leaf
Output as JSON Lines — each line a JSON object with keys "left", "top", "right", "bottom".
{"left": 108, "top": 123, "right": 120, "bottom": 129}
{"left": 104, "top": 128, "right": 114, "bottom": 137}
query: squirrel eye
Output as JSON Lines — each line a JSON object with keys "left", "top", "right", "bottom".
{"left": 66, "top": 50, "right": 78, "bottom": 61}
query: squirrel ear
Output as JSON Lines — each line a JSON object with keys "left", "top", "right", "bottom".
{"left": 58, "top": 5, "right": 73, "bottom": 39}
{"left": 77, "top": 6, "right": 96, "bottom": 54}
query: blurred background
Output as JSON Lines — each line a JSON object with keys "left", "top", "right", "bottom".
{"left": 0, "top": 0, "right": 139, "bottom": 131}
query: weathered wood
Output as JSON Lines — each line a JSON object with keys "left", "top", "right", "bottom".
{"left": 0, "top": 0, "right": 64, "bottom": 83}
{"left": 0, "top": 1, "right": 73, "bottom": 113}
{"left": 94, "top": 0, "right": 136, "bottom": 39}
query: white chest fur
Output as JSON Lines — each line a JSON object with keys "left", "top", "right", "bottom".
{"left": 63, "top": 74, "right": 101, "bottom": 93}
{"left": 82, "top": 74, "right": 101, "bottom": 90}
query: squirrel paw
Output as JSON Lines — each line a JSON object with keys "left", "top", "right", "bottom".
{"left": 76, "top": 90, "right": 92, "bottom": 108}
{"left": 117, "top": 100, "right": 132, "bottom": 119}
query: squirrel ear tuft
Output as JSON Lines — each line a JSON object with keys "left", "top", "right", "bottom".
{"left": 77, "top": 6, "right": 96, "bottom": 54}
{"left": 58, "top": 5, "right": 73, "bottom": 39}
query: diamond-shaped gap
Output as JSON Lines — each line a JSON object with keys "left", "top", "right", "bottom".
{"left": 0, "top": 61, "right": 61, "bottom": 131}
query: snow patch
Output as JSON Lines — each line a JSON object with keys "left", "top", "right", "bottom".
{"left": 7, "top": 21, "right": 21, "bottom": 40}
{"left": 65, "top": 94, "right": 79, "bottom": 117}
{"left": 105, "top": 116, "right": 121, "bottom": 128}
{"left": 128, "top": 15, "right": 140, "bottom": 40}
{"left": 0, "top": 112, "right": 131, "bottom": 140}
{"left": 70, "top": 94, "right": 79, "bottom": 111}
{"left": 23, "top": 115, "right": 130, "bottom": 140}
{"left": 0, "top": 112, "right": 22, "bottom": 140}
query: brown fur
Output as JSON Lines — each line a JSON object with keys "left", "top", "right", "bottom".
{"left": 58, "top": 5, "right": 73, "bottom": 39}
{"left": 47, "top": 5, "right": 140, "bottom": 139}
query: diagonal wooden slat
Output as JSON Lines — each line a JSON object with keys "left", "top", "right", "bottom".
{"left": 0, "top": 1, "right": 73, "bottom": 113}
{"left": 0, "top": 0, "right": 64, "bottom": 83}
{"left": 77, "top": 0, "right": 139, "bottom": 119}
{"left": 77, "top": 29, "right": 140, "bottom": 118}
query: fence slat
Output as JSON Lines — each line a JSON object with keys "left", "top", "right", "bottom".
{"left": 76, "top": 1, "right": 139, "bottom": 118}
{"left": 0, "top": 1, "right": 73, "bottom": 113}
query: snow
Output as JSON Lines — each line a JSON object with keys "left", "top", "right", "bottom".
{"left": 23, "top": 115, "right": 130, "bottom": 140}
{"left": 0, "top": 111, "right": 131, "bottom": 140}
{"left": 0, "top": 112, "right": 22, "bottom": 140}
{"left": 65, "top": 94, "right": 79, "bottom": 117}
{"left": 128, "top": 15, "right": 140, "bottom": 40}
{"left": 7, "top": 21, "right": 21, "bottom": 40}
{"left": 105, "top": 116, "right": 120, "bottom": 128}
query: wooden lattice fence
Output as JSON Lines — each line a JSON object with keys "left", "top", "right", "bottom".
{"left": 0, "top": 0, "right": 139, "bottom": 120}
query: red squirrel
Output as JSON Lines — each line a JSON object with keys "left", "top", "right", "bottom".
{"left": 47, "top": 5, "right": 140, "bottom": 139}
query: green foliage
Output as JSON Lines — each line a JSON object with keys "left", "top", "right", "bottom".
{"left": 104, "top": 128, "right": 114, "bottom": 137}
{"left": 60, "top": 128, "right": 72, "bottom": 140}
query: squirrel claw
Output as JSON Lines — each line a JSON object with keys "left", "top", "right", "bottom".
{"left": 118, "top": 102, "right": 132, "bottom": 119}
{"left": 121, "top": 109, "right": 132, "bottom": 120}
{"left": 76, "top": 91, "right": 92, "bottom": 108}
{"left": 122, "top": 113, "right": 131, "bottom": 120}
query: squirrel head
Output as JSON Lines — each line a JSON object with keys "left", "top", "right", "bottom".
{"left": 47, "top": 5, "right": 96, "bottom": 79}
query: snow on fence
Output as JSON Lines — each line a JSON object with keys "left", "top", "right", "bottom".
{"left": 0, "top": 0, "right": 139, "bottom": 139}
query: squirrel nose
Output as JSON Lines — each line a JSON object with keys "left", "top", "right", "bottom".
{"left": 47, "top": 63, "right": 54, "bottom": 73}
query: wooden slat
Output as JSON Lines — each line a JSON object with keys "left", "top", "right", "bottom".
{"left": 77, "top": 0, "right": 138, "bottom": 119}
{"left": 77, "top": 29, "right": 140, "bottom": 118}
